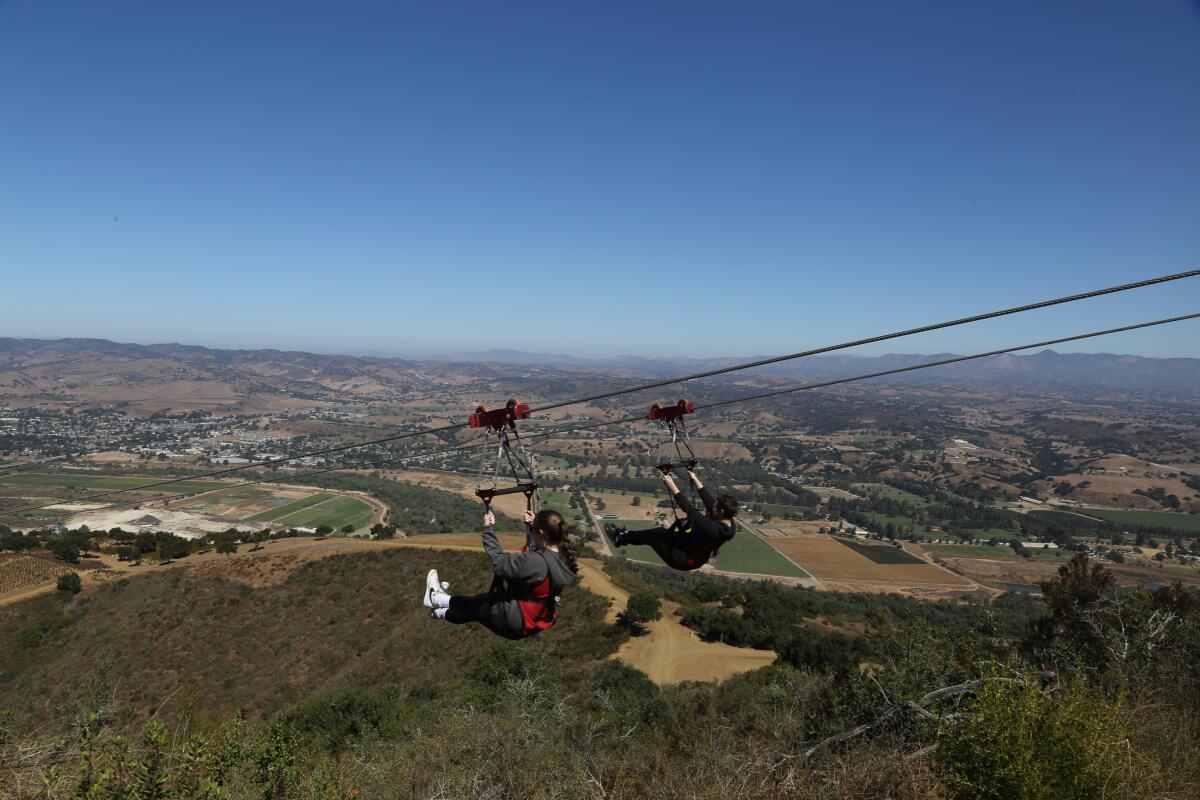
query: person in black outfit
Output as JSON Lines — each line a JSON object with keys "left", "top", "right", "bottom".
{"left": 606, "top": 468, "right": 738, "bottom": 571}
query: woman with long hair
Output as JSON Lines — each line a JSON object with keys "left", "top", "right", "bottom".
{"left": 423, "top": 507, "right": 579, "bottom": 639}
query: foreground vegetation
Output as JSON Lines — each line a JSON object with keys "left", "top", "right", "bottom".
{"left": 0, "top": 547, "right": 1196, "bottom": 799}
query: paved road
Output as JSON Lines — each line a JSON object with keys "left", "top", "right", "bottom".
{"left": 579, "top": 493, "right": 613, "bottom": 556}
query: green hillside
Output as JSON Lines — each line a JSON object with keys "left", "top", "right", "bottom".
{"left": 0, "top": 549, "right": 615, "bottom": 728}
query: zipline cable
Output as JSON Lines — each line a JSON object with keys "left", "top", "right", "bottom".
{"left": 527, "top": 269, "right": 1200, "bottom": 413}
{"left": 2, "top": 269, "right": 1197, "bottom": 513}
{"left": 17, "top": 310, "right": 1198, "bottom": 522}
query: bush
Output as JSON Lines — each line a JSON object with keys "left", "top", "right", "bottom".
{"left": 939, "top": 680, "right": 1155, "bottom": 800}
{"left": 620, "top": 592, "right": 662, "bottom": 634}
{"left": 51, "top": 539, "right": 80, "bottom": 563}
{"left": 57, "top": 572, "right": 81, "bottom": 594}
{"left": 468, "top": 641, "right": 550, "bottom": 687}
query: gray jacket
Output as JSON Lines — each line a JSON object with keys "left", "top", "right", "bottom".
{"left": 482, "top": 525, "right": 579, "bottom": 595}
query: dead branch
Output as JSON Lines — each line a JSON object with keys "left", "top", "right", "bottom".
{"left": 801, "top": 672, "right": 1056, "bottom": 760}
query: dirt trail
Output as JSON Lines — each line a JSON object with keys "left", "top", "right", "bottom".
{"left": 576, "top": 558, "right": 777, "bottom": 685}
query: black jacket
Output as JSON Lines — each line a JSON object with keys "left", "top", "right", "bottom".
{"left": 673, "top": 486, "right": 734, "bottom": 551}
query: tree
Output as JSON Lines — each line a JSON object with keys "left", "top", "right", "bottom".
{"left": 315, "top": 525, "right": 333, "bottom": 537}
{"left": 631, "top": 496, "right": 641, "bottom": 507}
{"left": 116, "top": 546, "right": 137, "bottom": 562}
{"left": 1037, "top": 553, "right": 1116, "bottom": 664}
{"left": 340, "top": 524, "right": 354, "bottom": 534}
{"left": 620, "top": 593, "right": 662, "bottom": 635}
{"left": 135, "top": 531, "right": 157, "bottom": 554}
{"left": 216, "top": 538, "right": 238, "bottom": 556}
{"left": 157, "top": 535, "right": 190, "bottom": 561}
{"left": 57, "top": 572, "right": 81, "bottom": 594}
{"left": 51, "top": 539, "right": 80, "bottom": 564}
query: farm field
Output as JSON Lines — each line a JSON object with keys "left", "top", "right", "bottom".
{"left": 537, "top": 491, "right": 588, "bottom": 527}
{"left": 836, "top": 538, "right": 925, "bottom": 565}
{"left": 853, "top": 482, "right": 929, "bottom": 506}
{"left": 249, "top": 493, "right": 337, "bottom": 522}
{"left": 587, "top": 490, "right": 663, "bottom": 522}
{"left": 1080, "top": 507, "right": 1200, "bottom": 533}
{"left": 768, "top": 530, "right": 972, "bottom": 587}
{"left": 712, "top": 530, "right": 809, "bottom": 577}
{"left": 961, "top": 527, "right": 1021, "bottom": 542}
{"left": 261, "top": 495, "right": 375, "bottom": 531}
{"left": 0, "top": 554, "right": 73, "bottom": 597}
{"left": 182, "top": 486, "right": 313, "bottom": 519}
{"left": 923, "top": 544, "right": 1075, "bottom": 562}
{"left": 799, "top": 485, "right": 860, "bottom": 501}
{"left": 0, "top": 473, "right": 226, "bottom": 494}
{"left": 755, "top": 502, "right": 821, "bottom": 518}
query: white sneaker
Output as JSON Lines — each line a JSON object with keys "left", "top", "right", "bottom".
{"left": 440, "top": 580, "right": 450, "bottom": 592}
{"left": 423, "top": 569, "right": 441, "bottom": 608}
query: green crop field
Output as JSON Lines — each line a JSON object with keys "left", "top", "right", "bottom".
{"left": 925, "top": 544, "right": 1021, "bottom": 559}
{"left": 248, "top": 493, "right": 336, "bottom": 522}
{"left": 607, "top": 519, "right": 807, "bottom": 578}
{"left": 1081, "top": 507, "right": 1200, "bottom": 533}
{"left": 537, "top": 491, "right": 588, "bottom": 526}
{"left": 853, "top": 482, "right": 929, "bottom": 506}
{"left": 836, "top": 538, "right": 925, "bottom": 564}
{"left": 713, "top": 531, "right": 809, "bottom": 577}
{"left": 0, "top": 473, "right": 226, "bottom": 494}
{"left": 267, "top": 495, "right": 376, "bottom": 531}
{"left": 962, "top": 527, "right": 1020, "bottom": 542}
{"left": 924, "top": 543, "right": 1074, "bottom": 562}
{"left": 538, "top": 491, "right": 571, "bottom": 509}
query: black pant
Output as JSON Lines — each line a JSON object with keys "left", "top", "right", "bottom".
{"left": 621, "top": 526, "right": 708, "bottom": 571}
{"left": 446, "top": 594, "right": 525, "bottom": 639}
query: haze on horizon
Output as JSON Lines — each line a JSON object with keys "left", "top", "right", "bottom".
{"left": 3, "top": 1, "right": 1199, "bottom": 359}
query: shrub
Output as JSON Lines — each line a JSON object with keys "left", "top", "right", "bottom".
{"left": 57, "top": 572, "right": 81, "bottom": 594}
{"left": 939, "top": 680, "right": 1154, "bottom": 800}
{"left": 620, "top": 592, "right": 662, "bottom": 634}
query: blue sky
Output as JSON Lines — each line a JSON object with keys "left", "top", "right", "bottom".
{"left": 2, "top": 1, "right": 1199, "bottom": 358}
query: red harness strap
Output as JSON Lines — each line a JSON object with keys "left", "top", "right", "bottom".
{"left": 500, "top": 548, "right": 558, "bottom": 636}
{"left": 515, "top": 573, "right": 557, "bottom": 635}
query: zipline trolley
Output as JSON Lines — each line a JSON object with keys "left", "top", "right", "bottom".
{"left": 471, "top": 399, "right": 538, "bottom": 511}
{"left": 648, "top": 399, "right": 697, "bottom": 474}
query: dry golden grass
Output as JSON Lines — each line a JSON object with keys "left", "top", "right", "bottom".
{"left": 767, "top": 527, "right": 971, "bottom": 588}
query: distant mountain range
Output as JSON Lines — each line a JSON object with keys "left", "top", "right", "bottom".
{"left": 2, "top": 337, "right": 1199, "bottom": 399}
{"left": 405, "top": 346, "right": 1200, "bottom": 392}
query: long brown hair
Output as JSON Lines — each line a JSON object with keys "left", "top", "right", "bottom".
{"left": 533, "top": 509, "right": 578, "bottom": 575}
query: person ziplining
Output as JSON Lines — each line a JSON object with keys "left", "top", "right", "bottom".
{"left": 423, "top": 508, "right": 579, "bottom": 638}
{"left": 606, "top": 466, "right": 738, "bottom": 571}
{"left": 421, "top": 398, "right": 579, "bottom": 639}
{"left": 605, "top": 400, "right": 739, "bottom": 571}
